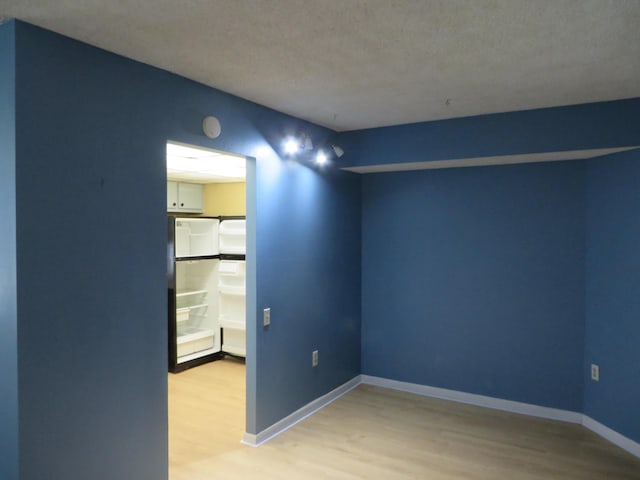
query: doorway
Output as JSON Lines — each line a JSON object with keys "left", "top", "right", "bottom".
{"left": 165, "top": 141, "right": 249, "bottom": 477}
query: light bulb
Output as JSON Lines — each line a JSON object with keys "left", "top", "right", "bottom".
{"left": 284, "top": 138, "right": 300, "bottom": 155}
{"left": 316, "top": 151, "right": 328, "bottom": 165}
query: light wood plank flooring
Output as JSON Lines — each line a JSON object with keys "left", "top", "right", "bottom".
{"left": 169, "top": 362, "right": 640, "bottom": 479}
{"left": 169, "top": 357, "right": 246, "bottom": 472}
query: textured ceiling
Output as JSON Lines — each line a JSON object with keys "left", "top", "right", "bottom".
{"left": 1, "top": 0, "right": 639, "bottom": 131}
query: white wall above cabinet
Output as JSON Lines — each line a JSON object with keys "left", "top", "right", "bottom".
{"left": 167, "top": 181, "right": 204, "bottom": 213}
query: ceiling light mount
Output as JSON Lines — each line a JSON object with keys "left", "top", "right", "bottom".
{"left": 331, "top": 144, "right": 344, "bottom": 158}
{"left": 302, "top": 133, "right": 313, "bottom": 151}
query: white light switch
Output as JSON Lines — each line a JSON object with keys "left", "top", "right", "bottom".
{"left": 263, "top": 308, "right": 271, "bottom": 327}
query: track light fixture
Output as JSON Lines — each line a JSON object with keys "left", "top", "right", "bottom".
{"left": 282, "top": 133, "right": 344, "bottom": 166}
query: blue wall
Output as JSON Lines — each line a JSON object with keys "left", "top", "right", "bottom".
{"left": 255, "top": 156, "right": 361, "bottom": 431}
{"left": 343, "top": 98, "right": 640, "bottom": 443}
{"left": 585, "top": 150, "right": 640, "bottom": 442}
{"left": 361, "top": 161, "right": 586, "bottom": 410}
{"left": 15, "top": 22, "right": 169, "bottom": 480}
{"left": 339, "top": 98, "right": 640, "bottom": 168}
{"left": 5, "top": 16, "right": 640, "bottom": 479}
{"left": 9, "top": 21, "right": 361, "bottom": 479}
{"left": 0, "top": 20, "right": 19, "bottom": 480}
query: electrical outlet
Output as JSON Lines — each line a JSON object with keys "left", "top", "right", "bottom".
{"left": 312, "top": 350, "right": 319, "bottom": 367}
{"left": 591, "top": 363, "right": 599, "bottom": 381}
{"left": 263, "top": 308, "right": 271, "bottom": 327}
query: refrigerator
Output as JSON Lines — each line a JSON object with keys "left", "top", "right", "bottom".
{"left": 168, "top": 216, "right": 246, "bottom": 373}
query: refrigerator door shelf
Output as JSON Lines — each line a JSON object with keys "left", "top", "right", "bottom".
{"left": 219, "top": 219, "right": 245, "bottom": 235}
{"left": 219, "top": 246, "right": 245, "bottom": 255}
{"left": 219, "top": 219, "right": 246, "bottom": 255}
{"left": 221, "top": 344, "right": 245, "bottom": 357}
{"left": 219, "top": 261, "right": 244, "bottom": 276}
{"left": 221, "top": 328, "right": 246, "bottom": 357}
{"left": 218, "top": 284, "right": 245, "bottom": 296}
{"left": 219, "top": 264, "right": 245, "bottom": 291}
{"left": 219, "top": 315, "right": 245, "bottom": 331}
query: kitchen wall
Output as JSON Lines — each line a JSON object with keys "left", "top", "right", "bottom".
{"left": 6, "top": 20, "right": 361, "bottom": 480}
{"left": 585, "top": 150, "right": 640, "bottom": 442}
{"left": 203, "top": 182, "right": 246, "bottom": 216}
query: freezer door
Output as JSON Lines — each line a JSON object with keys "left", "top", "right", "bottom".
{"left": 219, "top": 219, "right": 246, "bottom": 255}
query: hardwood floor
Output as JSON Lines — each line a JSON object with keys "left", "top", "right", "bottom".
{"left": 168, "top": 356, "right": 246, "bottom": 475}
{"left": 169, "top": 364, "right": 640, "bottom": 479}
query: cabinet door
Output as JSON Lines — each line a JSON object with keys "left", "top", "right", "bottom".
{"left": 177, "top": 182, "right": 203, "bottom": 212}
{"left": 167, "top": 181, "right": 179, "bottom": 211}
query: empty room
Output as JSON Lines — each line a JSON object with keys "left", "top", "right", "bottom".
{"left": 1, "top": 1, "right": 639, "bottom": 479}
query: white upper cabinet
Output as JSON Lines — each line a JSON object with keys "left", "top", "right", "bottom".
{"left": 167, "top": 181, "right": 179, "bottom": 210}
{"left": 167, "top": 181, "right": 204, "bottom": 213}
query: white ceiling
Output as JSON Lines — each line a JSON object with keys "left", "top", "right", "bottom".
{"left": 1, "top": 0, "right": 639, "bottom": 132}
{"left": 166, "top": 142, "right": 246, "bottom": 184}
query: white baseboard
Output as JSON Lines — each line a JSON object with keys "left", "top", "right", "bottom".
{"left": 362, "top": 375, "right": 640, "bottom": 460}
{"left": 582, "top": 415, "right": 640, "bottom": 458}
{"left": 361, "top": 375, "right": 583, "bottom": 424}
{"left": 243, "top": 373, "right": 639, "bottom": 460}
{"left": 242, "top": 375, "right": 361, "bottom": 447}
